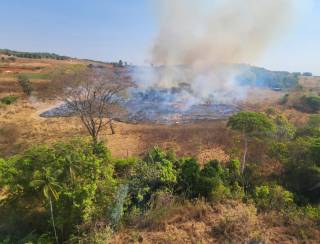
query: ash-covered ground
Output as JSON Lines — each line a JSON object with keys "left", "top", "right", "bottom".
{"left": 40, "top": 63, "right": 298, "bottom": 124}
{"left": 40, "top": 86, "right": 239, "bottom": 124}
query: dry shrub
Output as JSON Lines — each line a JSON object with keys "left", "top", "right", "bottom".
{"left": 132, "top": 194, "right": 210, "bottom": 231}
{"left": 211, "top": 204, "right": 263, "bottom": 243}
{"left": 262, "top": 210, "right": 320, "bottom": 242}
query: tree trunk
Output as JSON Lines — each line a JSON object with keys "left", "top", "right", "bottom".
{"left": 109, "top": 119, "right": 115, "bottom": 134}
{"left": 92, "top": 134, "right": 98, "bottom": 146}
{"left": 241, "top": 133, "right": 248, "bottom": 174}
{"left": 49, "top": 196, "right": 59, "bottom": 244}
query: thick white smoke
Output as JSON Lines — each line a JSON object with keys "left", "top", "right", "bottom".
{"left": 134, "top": 0, "right": 297, "bottom": 104}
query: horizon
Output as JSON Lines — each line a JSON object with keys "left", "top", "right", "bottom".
{"left": 0, "top": 0, "right": 319, "bottom": 75}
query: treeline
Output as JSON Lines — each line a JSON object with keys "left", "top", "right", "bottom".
{"left": 0, "top": 49, "right": 69, "bottom": 60}
{"left": 236, "top": 64, "right": 300, "bottom": 89}
{"left": 0, "top": 111, "right": 319, "bottom": 243}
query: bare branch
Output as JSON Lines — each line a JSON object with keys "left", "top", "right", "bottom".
{"left": 63, "top": 68, "right": 128, "bottom": 145}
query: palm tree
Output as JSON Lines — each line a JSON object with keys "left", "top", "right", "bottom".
{"left": 30, "top": 169, "right": 61, "bottom": 244}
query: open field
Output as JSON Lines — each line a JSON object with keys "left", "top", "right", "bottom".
{"left": 0, "top": 57, "right": 316, "bottom": 158}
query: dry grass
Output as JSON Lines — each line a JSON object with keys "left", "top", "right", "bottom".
{"left": 211, "top": 204, "right": 262, "bottom": 243}
{"left": 110, "top": 198, "right": 320, "bottom": 244}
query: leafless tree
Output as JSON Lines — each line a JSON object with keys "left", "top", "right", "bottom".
{"left": 64, "top": 68, "right": 128, "bottom": 146}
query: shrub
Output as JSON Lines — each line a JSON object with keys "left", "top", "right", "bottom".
{"left": 17, "top": 74, "right": 33, "bottom": 96}
{"left": 253, "top": 185, "right": 294, "bottom": 211}
{"left": 127, "top": 147, "right": 177, "bottom": 211}
{"left": 279, "top": 93, "right": 289, "bottom": 105}
{"left": 177, "top": 159, "right": 243, "bottom": 201}
{"left": 211, "top": 204, "right": 262, "bottom": 243}
{"left": 296, "top": 95, "right": 320, "bottom": 113}
{"left": 113, "top": 157, "right": 138, "bottom": 178}
{"left": 273, "top": 114, "right": 296, "bottom": 140}
{"left": 283, "top": 137, "right": 320, "bottom": 203}
{"left": 176, "top": 158, "right": 200, "bottom": 197}
{"left": 0, "top": 139, "right": 116, "bottom": 242}
{"left": 0, "top": 95, "right": 18, "bottom": 105}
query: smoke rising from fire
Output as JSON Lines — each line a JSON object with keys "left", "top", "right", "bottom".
{"left": 152, "top": 0, "right": 294, "bottom": 67}
{"left": 133, "top": 0, "right": 297, "bottom": 105}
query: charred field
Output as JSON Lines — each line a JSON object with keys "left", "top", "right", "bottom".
{"left": 0, "top": 56, "right": 305, "bottom": 158}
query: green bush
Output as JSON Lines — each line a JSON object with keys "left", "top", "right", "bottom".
{"left": 17, "top": 74, "right": 33, "bottom": 96}
{"left": 177, "top": 158, "right": 243, "bottom": 201}
{"left": 176, "top": 158, "right": 200, "bottom": 198}
{"left": 113, "top": 157, "right": 138, "bottom": 178}
{"left": 0, "top": 95, "right": 18, "bottom": 105}
{"left": 0, "top": 139, "right": 116, "bottom": 242}
{"left": 295, "top": 95, "right": 320, "bottom": 113}
{"left": 283, "top": 137, "right": 320, "bottom": 203}
{"left": 279, "top": 93, "right": 289, "bottom": 105}
{"left": 253, "top": 184, "right": 294, "bottom": 211}
{"left": 127, "top": 147, "right": 177, "bottom": 211}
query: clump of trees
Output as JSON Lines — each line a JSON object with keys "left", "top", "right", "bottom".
{"left": 17, "top": 74, "right": 33, "bottom": 96}
{"left": 0, "top": 49, "right": 69, "bottom": 60}
{"left": 0, "top": 139, "right": 114, "bottom": 243}
{"left": 292, "top": 95, "right": 320, "bottom": 113}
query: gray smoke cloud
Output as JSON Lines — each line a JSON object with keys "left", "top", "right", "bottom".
{"left": 134, "top": 0, "right": 296, "bottom": 104}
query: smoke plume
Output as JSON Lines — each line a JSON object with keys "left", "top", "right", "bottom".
{"left": 134, "top": 0, "right": 295, "bottom": 104}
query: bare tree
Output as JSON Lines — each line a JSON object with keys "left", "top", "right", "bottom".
{"left": 64, "top": 68, "right": 128, "bottom": 146}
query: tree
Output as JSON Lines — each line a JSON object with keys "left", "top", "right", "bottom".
{"left": 0, "top": 139, "right": 116, "bottom": 242}
{"left": 17, "top": 74, "right": 33, "bottom": 96}
{"left": 64, "top": 68, "right": 128, "bottom": 146}
{"left": 30, "top": 169, "right": 61, "bottom": 244}
{"left": 227, "top": 111, "right": 275, "bottom": 173}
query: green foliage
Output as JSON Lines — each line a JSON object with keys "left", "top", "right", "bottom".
{"left": 268, "top": 142, "right": 289, "bottom": 161}
{"left": 281, "top": 134, "right": 320, "bottom": 203}
{"left": 0, "top": 95, "right": 18, "bottom": 105}
{"left": 307, "top": 114, "right": 320, "bottom": 127}
{"left": 177, "top": 158, "right": 243, "bottom": 201}
{"left": 273, "top": 114, "right": 296, "bottom": 140}
{"left": 297, "top": 115, "right": 320, "bottom": 138}
{"left": 17, "top": 74, "right": 33, "bottom": 96}
{"left": 228, "top": 111, "right": 275, "bottom": 173}
{"left": 296, "top": 95, "right": 320, "bottom": 113}
{"left": 228, "top": 111, "right": 275, "bottom": 136}
{"left": 113, "top": 157, "right": 138, "bottom": 178}
{"left": 0, "top": 48, "right": 69, "bottom": 60}
{"left": 253, "top": 184, "right": 294, "bottom": 211}
{"left": 1, "top": 134, "right": 319, "bottom": 243}
{"left": 303, "top": 205, "right": 320, "bottom": 224}
{"left": 279, "top": 93, "right": 289, "bottom": 105}
{"left": 128, "top": 147, "right": 177, "bottom": 210}
{"left": 0, "top": 139, "right": 116, "bottom": 242}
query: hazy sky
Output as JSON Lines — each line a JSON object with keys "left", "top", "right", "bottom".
{"left": 0, "top": 0, "right": 319, "bottom": 74}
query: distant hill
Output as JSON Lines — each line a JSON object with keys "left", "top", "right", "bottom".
{"left": 234, "top": 64, "right": 300, "bottom": 89}
{"left": 0, "top": 48, "right": 70, "bottom": 60}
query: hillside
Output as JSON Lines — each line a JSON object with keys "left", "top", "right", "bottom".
{"left": 0, "top": 54, "right": 320, "bottom": 243}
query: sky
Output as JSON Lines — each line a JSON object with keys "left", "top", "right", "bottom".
{"left": 0, "top": 0, "right": 319, "bottom": 74}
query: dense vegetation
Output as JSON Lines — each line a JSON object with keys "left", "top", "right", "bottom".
{"left": 0, "top": 111, "right": 319, "bottom": 243}
{"left": 236, "top": 65, "right": 300, "bottom": 89}
{"left": 295, "top": 95, "right": 320, "bottom": 113}
{"left": 0, "top": 49, "right": 69, "bottom": 60}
